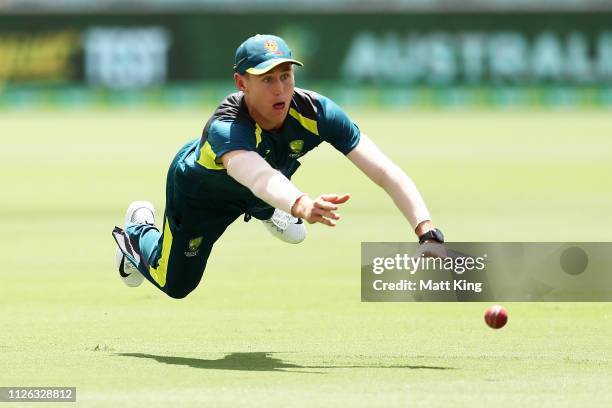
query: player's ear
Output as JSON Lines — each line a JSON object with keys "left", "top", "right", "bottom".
{"left": 234, "top": 73, "right": 247, "bottom": 92}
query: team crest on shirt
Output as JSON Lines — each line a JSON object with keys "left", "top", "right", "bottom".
{"left": 289, "top": 140, "right": 304, "bottom": 158}
{"left": 185, "top": 236, "right": 203, "bottom": 257}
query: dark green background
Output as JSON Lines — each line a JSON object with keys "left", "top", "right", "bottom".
{"left": 1, "top": 12, "right": 611, "bottom": 82}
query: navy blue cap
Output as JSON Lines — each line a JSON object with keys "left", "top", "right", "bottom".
{"left": 233, "top": 34, "right": 303, "bottom": 75}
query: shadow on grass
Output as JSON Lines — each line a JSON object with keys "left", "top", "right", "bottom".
{"left": 116, "top": 352, "right": 455, "bottom": 373}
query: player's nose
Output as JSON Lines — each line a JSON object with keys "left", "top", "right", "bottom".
{"left": 271, "top": 79, "right": 283, "bottom": 96}
{"left": 274, "top": 75, "right": 290, "bottom": 93}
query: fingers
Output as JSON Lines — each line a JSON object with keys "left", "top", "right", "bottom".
{"left": 320, "top": 193, "right": 351, "bottom": 204}
{"left": 314, "top": 207, "right": 341, "bottom": 221}
{"left": 314, "top": 199, "right": 338, "bottom": 212}
{"left": 306, "top": 193, "right": 351, "bottom": 227}
{"left": 332, "top": 193, "right": 351, "bottom": 204}
{"left": 307, "top": 204, "right": 339, "bottom": 226}
{"left": 304, "top": 213, "right": 336, "bottom": 226}
{"left": 312, "top": 214, "right": 337, "bottom": 227}
{"left": 319, "top": 193, "right": 338, "bottom": 202}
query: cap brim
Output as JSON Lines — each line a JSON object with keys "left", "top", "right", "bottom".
{"left": 245, "top": 58, "right": 304, "bottom": 75}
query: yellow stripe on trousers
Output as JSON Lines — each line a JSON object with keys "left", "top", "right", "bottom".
{"left": 149, "top": 217, "right": 173, "bottom": 287}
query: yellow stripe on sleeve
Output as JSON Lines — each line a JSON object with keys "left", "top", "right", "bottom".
{"left": 289, "top": 108, "right": 319, "bottom": 136}
{"left": 197, "top": 141, "right": 225, "bottom": 170}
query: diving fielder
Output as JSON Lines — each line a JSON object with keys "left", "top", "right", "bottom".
{"left": 112, "top": 34, "right": 444, "bottom": 298}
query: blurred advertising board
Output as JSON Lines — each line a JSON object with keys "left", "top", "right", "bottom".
{"left": 0, "top": 12, "right": 611, "bottom": 107}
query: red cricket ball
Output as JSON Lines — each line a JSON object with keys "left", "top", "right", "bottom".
{"left": 484, "top": 305, "right": 508, "bottom": 329}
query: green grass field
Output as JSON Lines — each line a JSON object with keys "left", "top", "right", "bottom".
{"left": 2, "top": 108, "right": 611, "bottom": 407}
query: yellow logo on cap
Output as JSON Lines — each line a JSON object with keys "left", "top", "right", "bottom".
{"left": 264, "top": 40, "right": 279, "bottom": 52}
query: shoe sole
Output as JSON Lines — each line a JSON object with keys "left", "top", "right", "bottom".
{"left": 116, "top": 200, "right": 155, "bottom": 287}
{"left": 115, "top": 247, "right": 145, "bottom": 287}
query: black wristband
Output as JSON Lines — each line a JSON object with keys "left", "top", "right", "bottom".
{"left": 418, "top": 228, "right": 444, "bottom": 244}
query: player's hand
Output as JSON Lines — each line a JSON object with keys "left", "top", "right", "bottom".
{"left": 292, "top": 193, "right": 350, "bottom": 227}
{"left": 415, "top": 242, "right": 448, "bottom": 259}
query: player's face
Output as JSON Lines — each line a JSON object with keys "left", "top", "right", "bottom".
{"left": 239, "top": 63, "right": 295, "bottom": 130}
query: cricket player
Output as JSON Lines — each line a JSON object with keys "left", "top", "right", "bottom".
{"left": 112, "top": 34, "right": 444, "bottom": 298}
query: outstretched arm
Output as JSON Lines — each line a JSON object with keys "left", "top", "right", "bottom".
{"left": 346, "top": 133, "right": 435, "bottom": 237}
{"left": 222, "top": 150, "right": 349, "bottom": 226}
